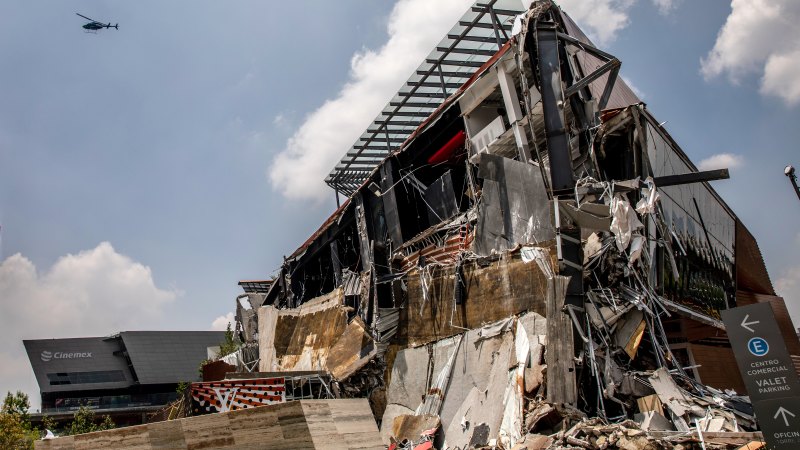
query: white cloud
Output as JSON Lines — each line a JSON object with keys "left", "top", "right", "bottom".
{"left": 697, "top": 153, "right": 744, "bottom": 171}
{"left": 652, "top": 0, "right": 679, "bottom": 15}
{"left": 761, "top": 49, "right": 800, "bottom": 106}
{"left": 268, "top": 0, "right": 473, "bottom": 201}
{"left": 211, "top": 311, "right": 234, "bottom": 331}
{"left": 0, "top": 242, "right": 179, "bottom": 409}
{"left": 557, "top": 0, "right": 634, "bottom": 46}
{"left": 701, "top": 0, "right": 800, "bottom": 106}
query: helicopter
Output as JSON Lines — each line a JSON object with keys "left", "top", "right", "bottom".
{"left": 76, "top": 13, "right": 118, "bottom": 32}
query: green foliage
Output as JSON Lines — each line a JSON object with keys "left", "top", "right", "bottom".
{"left": 41, "top": 414, "right": 57, "bottom": 433}
{"left": 176, "top": 381, "right": 190, "bottom": 396}
{"left": 218, "top": 322, "right": 241, "bottom": 357}
{"left": 0, "top": 391, "right": 34, "bottom": 450}
{"left": 2, "top": 391, "right": 30, "bottom": 423}
{"left": 65, "top": 406, "right": 115, "bottom": 436}
{"left": 99, "top": 415, "right": 115, "bottom": 431}
{"left": 0, "top": 412, "right": 32, "bottom": 449}
{"left": 197, "top": 322, "right": 242, "bottom": 378}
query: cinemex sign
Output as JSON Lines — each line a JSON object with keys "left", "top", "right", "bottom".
{"left": 40, "top": 350, "right": 93, "bottom": 362}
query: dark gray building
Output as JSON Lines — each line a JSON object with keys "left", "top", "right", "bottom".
{"left": 23, "top": 331, "right": 224, "bottom": 425}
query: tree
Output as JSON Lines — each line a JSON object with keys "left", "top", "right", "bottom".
{"left": 2, "top": 391, "right": 30, "bottom": 423}
{"left": 41, "top": 414, "right": 57, "bottom": 433}
{"left": 218, "top": 322, "right": 241, "bottom": 357}
{"left": 0, "top": 391, "right": 34, "bottom": 450}
{"left": 0, "top": 412, "right": 30, "bottom": 449}
{"left": 66, "top": 406, "right": 115, "bottom": 436}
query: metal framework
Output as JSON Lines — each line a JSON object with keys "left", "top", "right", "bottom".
{"left": 238, "top": 280, "right": 273, "bottom": 294}
{"left": 325, "top": 0, "right": 526, "bottom": 197}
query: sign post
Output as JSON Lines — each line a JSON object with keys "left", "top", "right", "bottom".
{"left": 721, "top": 303, "right": 800, "bottom": 449}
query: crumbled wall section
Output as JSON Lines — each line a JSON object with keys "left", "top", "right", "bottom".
{"left": 257, "top": 288, "right": 376, "bottom": 379}
{"left": 398, "top": 252, "right": 550, "bottom": 346}
{"left": 35, "top": 399, "right": 383, "bottom": 450}
{"left": 258, "top": 289, "right": 348, "bottom": 373}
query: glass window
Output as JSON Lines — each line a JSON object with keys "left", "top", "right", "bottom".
{"left": 46, "top": 370, "right": 126, "bottom": 385}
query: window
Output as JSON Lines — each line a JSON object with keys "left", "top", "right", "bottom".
{"left": 46, "top": 370, "right": 126, "bottom": 385}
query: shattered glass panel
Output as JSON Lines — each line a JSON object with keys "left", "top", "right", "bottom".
{"left": 646, "top": 123, "right": 735, "bottom": 316}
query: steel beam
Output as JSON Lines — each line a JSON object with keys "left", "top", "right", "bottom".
{"left": 436, "top": 47, "right": 497, "bottom": 57}
{"left": 471, "top": 6, "right": 519, "bottom": 16}
{"left": 448, "top": 34, "right": 497, "bottom": 43}
{"left": 389, "top": 101, "right": 438, "bottom": 108}
{"left": 407, "top": 81, "right": 463, "bottom": 89}
{"left": 653, "top": 169, "right": 730, "bottom": 187}
{"left": 426, "top": 59, "right": 486, "bottom": 68}
{"left": 416, "top": 70, "right": 471, "bottom": 78}
{"left": 535, "top": 22, "right": 574, "bottom": 192}
{"left": 459, "top": 21, "right": 512, "bottom": 31}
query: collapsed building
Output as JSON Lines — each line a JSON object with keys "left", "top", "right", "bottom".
{"left": 219, "top": 1, "right": 800, "bottom": 448}
{"left": 36, "top": 1, "right": 800, "bottom": 449}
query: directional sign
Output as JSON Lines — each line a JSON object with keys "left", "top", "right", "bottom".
{"left": 722, "top": 302, "right": 800, "bottom": 450}
{"left": 741, "top": 314, "right": 760, "bottom": 333}
{"left": 721, "top": 303, "right": 800, "bottom": 400}
{"left": 752, "top": 398, "right": 800, "bottom": 448}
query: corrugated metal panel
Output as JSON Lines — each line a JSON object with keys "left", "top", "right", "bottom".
{"left": 735, "top": 220, "right": 775, "bottom": 296}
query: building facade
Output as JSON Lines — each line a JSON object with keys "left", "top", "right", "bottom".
{"left": 24, "top": 331, "right": 223, "bottom": 426}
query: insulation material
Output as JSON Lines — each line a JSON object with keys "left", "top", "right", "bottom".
{"left": 257, "top": 288, "right": 375, "bottom": 380}
{"left": 499, "top": 316, "right": 539, "bottom": 448}
{"left": 474, "top": 154, "right": 554, "bottom": 255}
{"left": 635, "top": 177, "right": 660, "bottom": 215}
{"left": 609, "top": 193, "right": 643, "bottom": 252}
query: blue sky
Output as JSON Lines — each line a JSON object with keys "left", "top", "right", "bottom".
{"left": 1, "top": 0, "right": 799, "bottom": 408}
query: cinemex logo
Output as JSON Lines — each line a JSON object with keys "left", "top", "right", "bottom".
{"left": 40, "top": 351, "right": 92, "bottom": 362}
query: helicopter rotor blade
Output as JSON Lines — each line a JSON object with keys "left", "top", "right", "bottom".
{"left": 76, "top": 13, "right": 95, "bottom": 22}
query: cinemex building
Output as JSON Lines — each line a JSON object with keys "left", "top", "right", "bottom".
{"left": 23, "top": 331, "right": 224, "bottom": 426}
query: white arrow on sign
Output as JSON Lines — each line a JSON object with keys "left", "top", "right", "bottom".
{"left": 741, "top": 314, "right": 760, "bottom": 333}
{"left": 774, "top": 406, "right": 796, "bottom": 426}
